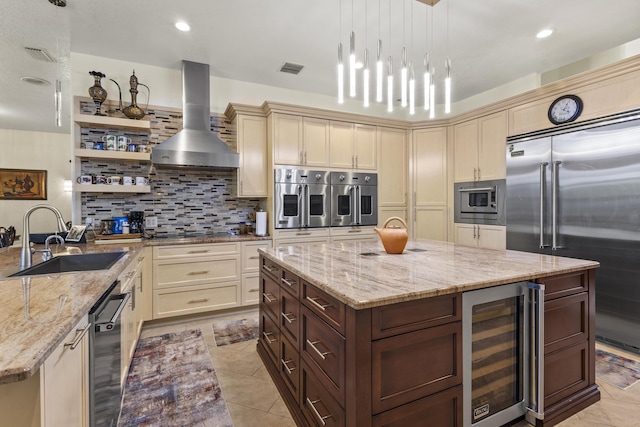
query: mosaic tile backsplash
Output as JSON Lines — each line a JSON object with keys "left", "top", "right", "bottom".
{"left": 79, "top": 101, "right": 263, "bottom": 237}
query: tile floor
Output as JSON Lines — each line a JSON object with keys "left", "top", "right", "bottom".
{"left": 136, "top": 309, "right": 640, "bottom": 427}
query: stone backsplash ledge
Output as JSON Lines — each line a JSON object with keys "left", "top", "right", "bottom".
{"left": 79, "top": 102, "right": 262, "bottom": 237}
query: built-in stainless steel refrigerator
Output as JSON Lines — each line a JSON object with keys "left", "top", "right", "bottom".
{"left": 506, "top": 111, "right": 640, "bottom": 353}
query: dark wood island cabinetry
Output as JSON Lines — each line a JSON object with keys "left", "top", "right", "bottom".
{"left": 257, "top": 241, "right": 599, "bottom": 427}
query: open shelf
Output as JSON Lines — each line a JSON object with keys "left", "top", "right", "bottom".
{"left": 74, "top": 148, "right": 151, "bottom": 161}
{"left": 73, "top": 184, "right": 151, "bottom": 193}
{"left": 74, "top": 113, "right": 151, "bottom": 131}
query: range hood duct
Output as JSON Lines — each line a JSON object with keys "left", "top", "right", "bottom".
{"left": 151, "top": 60, "right": 239, "bottom": 169}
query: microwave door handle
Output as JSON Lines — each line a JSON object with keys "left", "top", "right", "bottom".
{"left": 552, "top": 161, "right": 562, "bottom": 250}
{"left": 526, "top": 282, "right": 545, "bottom": 421}
{"left": 457, "top": 187, "right": 495, "bottom": 192}
{"left": 539, "top": 162, "right": 549, "bottom": 249}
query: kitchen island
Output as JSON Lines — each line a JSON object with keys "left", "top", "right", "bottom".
{"left": 257, "top": 240, "right": 601, "bottom": 427}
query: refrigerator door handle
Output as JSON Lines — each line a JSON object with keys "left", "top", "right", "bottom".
{"left": 526, "top": 282, "right": 545, "bottom": 422}
{"left": 552, "top": 161, "right": 562, "bottom": 250}
{"left": 539, "top": 162, "right": 549, "bottom": 248}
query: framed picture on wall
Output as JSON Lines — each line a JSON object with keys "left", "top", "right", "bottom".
{"left": 0, "top": 169, "right": 47, "bottom": 200}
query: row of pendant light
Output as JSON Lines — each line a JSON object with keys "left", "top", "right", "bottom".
{"left": 337, "top": 0, "right": 451, "bottom": 118}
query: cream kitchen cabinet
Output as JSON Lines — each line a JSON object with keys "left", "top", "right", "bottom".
{"left": 412, "top": 127, "right": 448, "bottom": 242}
{"left": 241, "top": 240, "right": 272, "bottom": 305}
{"left": 272, "top": 228, "right": 330, "bottom": 249}
{"left": 272, "top": 113, "right": 330, "bottom": 167}
{"left": 226, "top": 104, "right": 268, "bottom": 197}
{"left": 329, "top": 121, "right": 377, "bottom": 170}
{"left": 377, "top": 126, "right": 408, "bottom": 225}
{"left": 453, "top": 110, "right": 507, "bottom": 182}
{"left": 152, "top": 243, "right": 241, "bottom": 318}
{"left": 329, "top": 226, "right": 377, "bottom": 242}
{"left": 120, "top": 255, "right": 144, "bottom": 386}
{"left": 453, "top": 223, "right": 506, "bottom": 250}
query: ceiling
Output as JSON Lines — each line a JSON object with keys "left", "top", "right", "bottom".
{"left": 2, "top": 0, "right": 640, "bottom": 134}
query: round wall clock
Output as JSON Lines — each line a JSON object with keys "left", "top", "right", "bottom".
{"left": 548, "top": 94, "right": 583, "bottom": 125}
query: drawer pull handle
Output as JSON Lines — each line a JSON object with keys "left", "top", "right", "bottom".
{"left": 281, "top": 358, "right": 297, "bottom": 374}
{"left": 249, "top": 288, "right": 259, "bottom": 293}
{"left": 263, "top": 293, "right": 277, "bottom": 303}
{"left": 188, "top": 298, "right": 209, "bottom": 304}
{"left": 249, "top": 256, "right": 259, "bottom": 260}
{"left": 296, "top": 232, "right": 311, "bottom": 236}
{"left": 348, "top": 229, "right": 361, "bottom": 233}
{"left": 281, "top": 312, "right": 296, "bottom": 324}
{"left": 281, "top": 278, "right": 296, "bottom": 288}
{"left": 306, "top": 398, "right": 332, "bottom": 425}
{"left": 188, "top": 249, "right": 210, "bottom": 254}
{"left": 306, "top": 339, "right": 331, "bottom": 360}
{"left": 263, "top": 265, "right": 275, "bottom": 272}
{"left": 64, "top": 323, "right": 91, "bottom": 351}
{"left": 188, "top": 270, "right": 209, "bottom": 275}
{"left": 306, "top": 296, "right": 331, "bottom": 312}
{"left": 262, "top": 331, "right": 276, "bottom": 344}
{"left": 138, "top": 256, "right": 145, "bottom": 261}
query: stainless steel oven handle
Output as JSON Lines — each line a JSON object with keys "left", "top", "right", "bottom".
{"left": 457, "top": 187, "right": 495, "bottom": 192}
{"left": 298, "top": 184, "right": 305, "bottom": 228}
{"left": 539, "top": 162, "right": 548, "bottom": 248}
{"left": 552, "top": 161, "right": 562, "bottom": 250}
{"left": 356, "top": 185, "right": 362, "bottom": 225}
{"left": 95, "top": 292, "right": 130, "bottom": 333}
{"left": 527, "top": 282, "right": 545, "bottom": 421}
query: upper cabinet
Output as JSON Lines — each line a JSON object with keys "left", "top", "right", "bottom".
{"left": 329, "top": 122, "right": 377, "bottom": 170}
{"left": 453, "top": 110, "right": 507, "bottom": 182}
{"left": 272, "top": 114, "right": 329, "bottom": 167}
{"left": 302, "top": 117, "right": 330, "bottom": 167}
{"left": 226, "top": 104, "right": 268, "bottom": 197}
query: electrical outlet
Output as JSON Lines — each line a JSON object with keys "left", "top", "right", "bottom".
{"left": 145, "top": 216, "right": 158, "bottom": 228}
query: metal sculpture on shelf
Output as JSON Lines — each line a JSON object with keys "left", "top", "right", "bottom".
{"left": 88, "top": 71, "right": 108, "bottom": 116}
{"left": 109, "top": 70, "right": 150, "bottom": 120}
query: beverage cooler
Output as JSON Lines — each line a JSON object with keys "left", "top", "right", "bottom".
{"left": 463, "top": 282, "right": 545, "bottom": 427}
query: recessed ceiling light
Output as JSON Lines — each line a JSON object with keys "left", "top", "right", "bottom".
{"left": 175, "top": 21, "right": 191, "bottom": 32}
{"left": 20, "top": 76, "right": 51, "bottom": 86}
{"left": 536, "top": 29, "right": 554, "bottom": 39}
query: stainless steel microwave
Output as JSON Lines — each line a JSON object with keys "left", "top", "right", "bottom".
{"left": 454, "top": 179, "right": 505, "bottom": 225}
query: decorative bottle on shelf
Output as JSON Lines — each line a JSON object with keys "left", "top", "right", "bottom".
{"left": 121, "top": 70, "right": 149, "bottom": 120}
{"left": 88, "top": 71, "right": 108, "bottom": 116}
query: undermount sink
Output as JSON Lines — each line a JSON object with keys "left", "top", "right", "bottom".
{"left": 10, "top": 251, "right": 127, "bottom": 277}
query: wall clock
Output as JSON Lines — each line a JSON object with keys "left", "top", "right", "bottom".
{"left": 548, "top": 94, "right": 583, "bottom": 125}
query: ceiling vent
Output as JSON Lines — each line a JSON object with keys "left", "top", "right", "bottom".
{"left": 24, "top": 47, "right": 57, "bottom": 62}
{"left": 280, "top": 62, "right": 304, "bottom": 75}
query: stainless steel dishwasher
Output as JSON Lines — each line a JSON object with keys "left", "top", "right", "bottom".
{"left": 88, "top": 280, "right": 130, "bottom": 427}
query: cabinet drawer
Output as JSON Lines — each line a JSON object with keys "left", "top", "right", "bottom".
{"left": 372, "top": 293, "right": 461, "bottom": 340}
{"left": 371, "top": 322, "right": 462, "bottom": 414}
{"left": 153, "top": 242, "right": 240, "bottom": 259}
{"left": 153, "top": 282, "right": 240, "bottom": 319}
{"left": 261, "top": 274, "right": 281, "bottom": 321}
{"left": 260, "top": 309, "right": 280, "bottom": 367}
{"left": 261, "top": 256, "right": 281, "bottom": 281}
{"left": 545, "top": 292, "right": 588, "bottom": 354}
{"left": 538, "top": 270, "right": 590, "bottom": 300}
{"left": 154, "top": 256, "right": 240, "bottom": 288}
{"left": 242, "top": 241, "right": 271, "bottom": 273}
{"left": 301, "top": 362, "right": 345, "bottom": 427}
{"left": 241, "top": 274, "right": 260, "bottom": 306}
{"left": 301, "top": 306, "right": 346, "bottom": 405}
{"left": 544, "top": 340, "right": 590, "bottom": 407}
{"left": 280, "top": 335, "right": 300, "bottom": 404}
{"left": 302, "top": 281, "right": 346, "bottom": 335}
{"left": 281, "top": 289, "right": 300, "bottom": 345}
{"left": 372, "top": 385, "right": 463, "bottom": 427}
{"left": 280, "top": 268, "right": 300, "bottom": 298}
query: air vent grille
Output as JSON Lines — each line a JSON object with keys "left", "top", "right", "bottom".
{"left": 24, "top": 47, "right": 57, "bottom": 62}
{"left": 280, "top": 62, "right": 304, "bottom": 75}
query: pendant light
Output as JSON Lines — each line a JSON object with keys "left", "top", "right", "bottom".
{"left": 337, "top": 0, "right": 344, "bottom": 103}
{"left": 375, "top": 0, "right": 383, "bottom": 103}
{"left": 349, "top": 0, "right": 356, "bottom": 97}
{"left": 444, "top": 0, "right": 451, "bottom": 114}
{"left": 423, "top": 5, "right": 431, "bottom": 111}
{"left": 408, "top": 0, "right": 415, "bottom": 115}
{"left": 400, "top": 0, "right": 407, "bottom": 108}
{"left": 363, "top": 0, "right": 370, "bottom": 107}
{"left": 386, "top": 0, "right": 393, "bottom": 112}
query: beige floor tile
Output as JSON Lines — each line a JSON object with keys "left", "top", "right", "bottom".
{"left": 268, "top": 397, "right": 293, "bottom": 418}
{"left": 226, "top": 402, "right": 296, "bottom": 427}
{"left": 211, "top": 347, "right": 263, "bottom": 377}
{"left": 216, "top": 369, "right": 280, "bottom": 412}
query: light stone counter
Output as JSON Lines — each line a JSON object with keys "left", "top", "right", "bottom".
{"left": 259, "top": 239, "right": 600, "bottom": 310}
{"left": 0, "top": 233, "right": 270, "bottom": 384}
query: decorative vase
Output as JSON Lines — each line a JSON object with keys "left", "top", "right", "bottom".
{"left": 121, "top": 70, "right": 148, "bottom": 120}
{"left": 375, "top": 217, "right": 409, "bottom": 254}
{"left": 88, "top": 71, "right": 108, "bottom": 116}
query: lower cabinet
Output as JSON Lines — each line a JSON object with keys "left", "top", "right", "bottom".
{"left": 257, "top": 256, "right": 463, "bottom": 426}
{"left": 0, "top": 316, "right": 90, "bottom": 427}
{"left": 120, "top": 256, "right": 144, "bottom": 386}
{"left": 454, "top": 223, "right": 506, "bottom": 250}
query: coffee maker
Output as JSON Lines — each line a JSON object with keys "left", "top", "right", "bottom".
{"left": 128, "top": 211, "right": 144, "bottom": 234}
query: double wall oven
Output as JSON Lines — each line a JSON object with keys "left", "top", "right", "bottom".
{"left": 274, "top": 168, "right": 378, "bottom": 229}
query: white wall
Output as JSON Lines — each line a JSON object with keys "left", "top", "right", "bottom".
{"left": 0, "top": 129, "right": 72, "bottom": 238}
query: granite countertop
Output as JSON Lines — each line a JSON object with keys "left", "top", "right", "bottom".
{"left": 259, "top": 240, "right": 600, "bottom": 310}
{"left": 0, "top": 233, "right": 271, "bottom": 385}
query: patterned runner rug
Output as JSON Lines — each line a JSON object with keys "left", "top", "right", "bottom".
{"left": 596, "top": 348, "right": 640, "bottom": 390}
{"left": 212, "top": 317, "right": 259, "bottom": 347}
{"left": 118, "top": 329, "right": 232, "bottom": 427}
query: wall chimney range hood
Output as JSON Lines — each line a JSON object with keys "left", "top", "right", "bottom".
{"left": 151, "top": 60, "right": 239, "bottom": 169}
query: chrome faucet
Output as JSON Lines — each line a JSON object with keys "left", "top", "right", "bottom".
{"left": 20, "top": 204, "right": 69, "bottom": 269}
{"left": 40, "top": 234, "right": 65, "bottom": 262}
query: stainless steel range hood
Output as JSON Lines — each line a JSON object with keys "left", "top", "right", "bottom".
{"left": 151, "top": 60, "right": 239, "bottom": 169}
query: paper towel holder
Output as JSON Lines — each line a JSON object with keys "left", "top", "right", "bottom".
{"left": 255, "top": 209, "right": 268, "bottom": 237}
